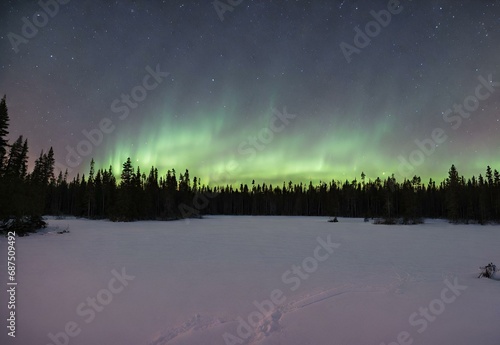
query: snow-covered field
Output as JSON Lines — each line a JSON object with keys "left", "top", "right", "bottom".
{"left": 0, "top": 216, "right": 499, "bottom": 345}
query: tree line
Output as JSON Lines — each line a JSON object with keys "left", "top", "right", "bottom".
{"left": 1, "top": 95, "right": 500, "bottom": 234}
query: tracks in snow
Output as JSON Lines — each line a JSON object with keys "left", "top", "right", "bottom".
{"left": 145, "top": 282, "right": 399, "bottom": 345}
{"left": 148, "top": 314, "right": 225, "bottom": 345}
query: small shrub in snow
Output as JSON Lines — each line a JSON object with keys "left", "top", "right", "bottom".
{"left": 373, "top": 217, "right": 424, "bottom": 225}
{"left": 1, "top": 216, "right": 47, "bottom": 236}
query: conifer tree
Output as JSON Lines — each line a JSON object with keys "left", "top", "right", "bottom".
{"left": 446, "top": 164, "right": 460, "bottom": 222}
{"left": 0, "top": 95, "right": 9, "bottom": 173}
{"left": 5, "top": 136, "right": 28, "bottom": 179}
{"left": 121, "top": 157, "right": 133, "bottom": 187}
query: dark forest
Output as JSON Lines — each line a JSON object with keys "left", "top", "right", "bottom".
{"left": 1, "top": 96, "right": 499, "bottom": 235}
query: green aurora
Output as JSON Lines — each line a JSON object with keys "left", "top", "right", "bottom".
{"left": 94, "top": 100, "right": 500, "bottom": 186}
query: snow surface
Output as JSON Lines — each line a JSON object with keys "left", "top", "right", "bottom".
{"left": 0, "top": 216, "right": 499, "bottom": 345}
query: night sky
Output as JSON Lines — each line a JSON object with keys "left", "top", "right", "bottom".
{"left": 1, "top": 0, "right": 499, "bottom": 186}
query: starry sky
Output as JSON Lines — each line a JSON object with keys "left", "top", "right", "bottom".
{"left": 0, "top": 0, "right": 499, "bottom": 186}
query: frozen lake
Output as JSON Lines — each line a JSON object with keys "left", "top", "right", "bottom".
{"left": 0, "top": 216, "right": 499, "bottom": 345}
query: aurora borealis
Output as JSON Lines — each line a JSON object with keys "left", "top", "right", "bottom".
{"left": 1, "top": 1, "right": 499, "bottom": 186}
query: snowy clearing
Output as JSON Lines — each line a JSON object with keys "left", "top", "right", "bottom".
{"left": 0, "top": 216, "right": 499, "bottom": 345}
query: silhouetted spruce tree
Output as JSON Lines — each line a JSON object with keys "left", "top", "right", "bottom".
{"left": 4, "top": 136, "right": 27, "bottom": 179}
{"left": 101, "top": 166, "right": 117, "bottom": 217}
{"left": 382, "top": 176, "right": 397, "bottom": 222}
{"left": 52, "top": 170, "right": 68, "bottom": 216}
{"left": 164, "top": 169, "right": 178, "bottom": 218}
{"left": 445, "top": 164, "right": 460, "bottom": 222}
{"left": 144, "top": 166, "right": 160, "bottom": 219}
{"left": 121, "top": 157, "right": 133, "bottom": 185}
{"left": 494, "top": 169, "right": 500, "bottom": 220}
{"left": 0, "top": 96, "right": 9, "bottom": 221}
{"left": 401, "top": 177, "right": 421, "bottom": 224}
{"left": 477, "top": 174, "right": 490, "bottom": 224}
{"left": 133, "top": 165, "right": 145, "bottom": 218}
{"left": 114, "top": 158, "right": 136, "bottom": 221}
{"left": 85, "top": 159, "right": 96, "bottom": 217}
{"left": 0, "top": 95, "right": 9, "bottom": 173}
{"left": 93, "top": 169, "right": 103, "bottom": 216}
{"left": 1, "top": 136, "right": 29, "bottom": 218}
